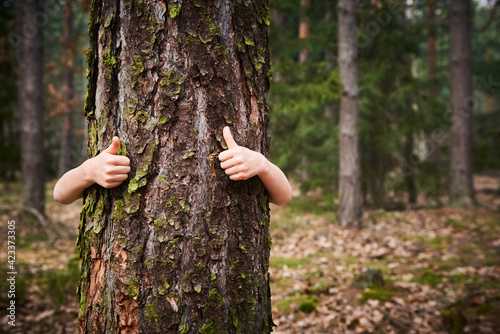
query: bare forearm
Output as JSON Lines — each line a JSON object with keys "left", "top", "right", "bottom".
{"left": 258, "top": 159, "right": 292, "bottom": 206}
{"left": 53, "top": 161, "right": 94, "bottom": 204}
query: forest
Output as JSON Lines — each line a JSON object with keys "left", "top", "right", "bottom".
{"left": 0, "top": 0, "right": 499, "bottom": 333}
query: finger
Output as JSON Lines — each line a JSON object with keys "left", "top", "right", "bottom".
{"left": 218, "top": 150, "right": 235, "bottom": 162}
{"left": 224, "top": 166, "right": 241, "bottom": 176}
{"left": 109, "top": 166, "right": 131, "bottom": 174}
{"left": 229, "top": 173, "right": 246, "bottom": 181}
{"left": 103, "top": 136, "right": 120, "bottom": 155}
{"left": 220, "top": 159, "right": 239, "bottom": 170}
{"left": 102, "top": 181, "right": 125, "bottom": 189}
{"left": 108, "top": 155, "right": 130, "bottom": 166}
{"left": 223, "top": 126, "right": 238, "bottom": 149}
{"left": 105, "top": 173, "right": 129, "bottom": 183}
{"left": 111, "top": 174, "right": 129, "bottom": 182}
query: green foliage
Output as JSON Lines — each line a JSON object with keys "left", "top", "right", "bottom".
{"left": 269, "top": 60, "right": 341, "bottom": 193}
{"left": 268, "top": 0, "right": 340, "bottom": 194}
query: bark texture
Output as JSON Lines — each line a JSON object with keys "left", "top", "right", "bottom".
{"left": 78, "top": 0, "right": 272, "bottom": 333}
{"left": 338, "top": 0, "right": 362, "bottom": 228}
{"left": 450, "top": 0, "right": 475, "bottom": 206}
{"left": 59, "top": 0, "right": 75, "bottom": 176}
{"left": 19, "top": 0, "right": 45, "bottom": 214}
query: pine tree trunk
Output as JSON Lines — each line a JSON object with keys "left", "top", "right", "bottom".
{"left": 19, "top": 0, "right": 45, "bottom": 215}
{"left": 324, "top": 0, "right": 336, "bottom": 120}
{"left": 405, "top": 131, "right": 417, "bottom": 204}
{"left": 78, "top": 1, "right": 273, "bottom": 333}
{"left": 450, "top": 0, "right": 475, "bottom": 206}
{"left": 427, "top": 0, "right": 436, "bottom": 81}
{"left": 59, "top": 0, "right": 75, "bottom": 177}
{"left": 338, "top": 0, "right": 362, "bottom": 228}
{"left": 298, "top": 0, "right": 310, "bottom": 63}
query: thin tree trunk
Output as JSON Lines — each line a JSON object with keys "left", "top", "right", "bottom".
{"left": 450, "top": 0, "right": 475, "bottom": 206}
{"left": 19, "top": 0, "right": 45, "bottom": 215}
{"left": 402, "top": 10, "right": 417, "bottom": 205}
{"left": 427, "top": 0, "right": 437, "bottom": 81}
{"left": 78, "top": 1, "right": 272, "bottom": 333}
{"left": 297, "top": 0, "right": 311, "bottom": 181}
{"left": 299, "top": 0, "right": 310, "bottom": 63}
{"left": 405, "top": 131, "right": 417, "bottom": 204}
{"left": 338, "top": 0, "right": 362, "bottom": 228}
{"left": 324, "top": 0, "right": 336, "bottom": 120}
{"left": 59, "top": 0, "right": 75, "bottom": 177}
{"left": 324, "top": 0, "right": 336, "bottom": 192}
{"left": 324, "top": 0, "right": 335, "bottom": 71}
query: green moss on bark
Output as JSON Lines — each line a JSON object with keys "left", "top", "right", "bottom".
{"left": 168, "top": 3, "right": 180, "bottom": 18}
{"left": 123, "top": 278, "right": 140, "bottom": 297}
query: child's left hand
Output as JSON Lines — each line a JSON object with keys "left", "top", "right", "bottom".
{"left": 218, "top": 126, "right": 268, "bottom": 181}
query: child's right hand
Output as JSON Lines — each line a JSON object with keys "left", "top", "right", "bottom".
{"left": 85, "top": 137, "right": 131, "bottom": 188}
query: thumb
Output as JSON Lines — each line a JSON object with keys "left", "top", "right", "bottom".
{"left": 103, "top": 136, "right": 120, "bottom": 155}
{"left": 223, "top": 126, "right": 238, "bottom": 149}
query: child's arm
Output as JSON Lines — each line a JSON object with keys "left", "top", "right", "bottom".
{"left": 218, "top": 127, "right": 292, "bottom": 206}
{"left": 53, "top": 137, "right": 131, "bottom": 204}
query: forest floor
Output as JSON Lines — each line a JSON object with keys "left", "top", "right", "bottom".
{"left": 0, "top": 174, "right": 499, "bottom": 334}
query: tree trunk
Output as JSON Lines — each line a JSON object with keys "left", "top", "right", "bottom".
{"left": 19, "top": 0, "right": 45, "bottom": 215}
{"left": 450, "top": 0, "right": 475, "bottom": 206}
{"left": 324, "top": 0, "right": 336, "bottom": 120}
{"left": 299, "top": 0, "right": 310, "bottom": 63}
{"left": 405, "top": 131, "right": 417, "bottom": 204}
{"left": 59, "top": 0, "right": 75, "bottom": 177}
{"left": 427, "top": 0, "right": 436, "bottom": 81}
{"left": 78, "top": 1, "right": 273, "bottom": 333}
{"left": 338, "top": 0, "right": 362, "bottom": 228}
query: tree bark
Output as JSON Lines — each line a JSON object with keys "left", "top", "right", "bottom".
{"left": 450, "top": 0, "right": 475, "bottom": 206}
{"left": 338, "top": 0, "right": 362, "bottom": 228}
{"left": 59, "top": 0, "right": 75, "bottom": 177}
{"left": 19, "top": 0, "right": 45, "bottom": 215}
{"left": 78, "top": 1, "right": 273, "bottom": 333}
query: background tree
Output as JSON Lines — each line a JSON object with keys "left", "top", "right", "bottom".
{"left": 299, "top": 0, "right": 310, "bottom": 63}
{"left": 19, "top": 0, "right": 45, "bottom": 215}
{"left": 58, "top": 0, "right": 76, "bottom": 176}
{"left": 0, "top": 1, "right": 19, "bottom": 180}
{"left": 337, "top": 0, "right": 362, "bottom": 227}
{"left": 450, "top": 0, "right": 475, "bottom": 206}
{"left": 78, "top": 0, "right": 273, "bottom": 332}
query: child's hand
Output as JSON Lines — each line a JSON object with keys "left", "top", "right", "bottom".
{"left": 85, "top": 137, "right": 131, "bottom": 188}
{"left": 219, "top": 127, "right": 268, "bottom": 181}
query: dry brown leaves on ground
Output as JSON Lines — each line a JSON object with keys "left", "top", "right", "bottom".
{"left": 0, "top": 176, "right": 499, "bottom": 333}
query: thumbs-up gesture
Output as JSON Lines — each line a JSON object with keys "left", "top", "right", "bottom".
{"left": 218, "top": 126, "right": 267, "bottom": 181}
{"left": 87, "top": 136, "right": 131, "bottom": 188}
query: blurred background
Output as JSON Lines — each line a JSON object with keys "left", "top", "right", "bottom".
{"left": 1, "top": 0, "right": 499, "bottom": 333}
